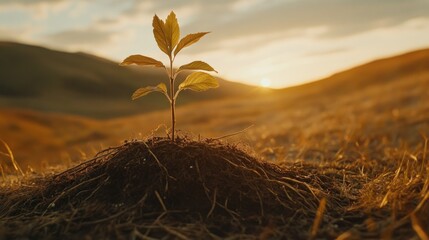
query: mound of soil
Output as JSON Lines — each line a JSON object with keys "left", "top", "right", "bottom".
{"left": 1, "top": 137, "right": 327, "bottom": 238}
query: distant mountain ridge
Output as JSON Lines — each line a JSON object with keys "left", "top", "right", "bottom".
{"left": 0, "top": 41, "right": 261, "bottom": 118}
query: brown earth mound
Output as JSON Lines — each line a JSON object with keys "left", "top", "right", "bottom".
{"left": 0, "top": 137, "right": 330, "bottom": 239}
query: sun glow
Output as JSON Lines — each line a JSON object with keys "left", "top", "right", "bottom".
{"left": 259, "top": 78, "right": 271, "bottom": 88}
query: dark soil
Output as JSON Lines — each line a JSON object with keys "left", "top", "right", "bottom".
{"left": 0, "top": 137, "right": 335, "bottom": 239}
{"left": 1, "top": 136, "right": 426, "bottom": 239}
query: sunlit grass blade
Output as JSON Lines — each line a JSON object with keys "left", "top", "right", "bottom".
{"left": 0, "top": 138, "right": 24, "bottom": 176}
{"left": 411, "top": 213, "right": 429, "bottom": 240}
{"left": 310, "top": 197, "right": 327, "bottom": 239}
{"left": 0, "top": 163, "right": 5, "bottom": 181}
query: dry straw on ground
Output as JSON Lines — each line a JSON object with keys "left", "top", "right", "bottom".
{"left": 0, "top": 136, "right": 428, "bottom": 239}
{"left": 0, "top": 137, "right": 325, "bottom": 239}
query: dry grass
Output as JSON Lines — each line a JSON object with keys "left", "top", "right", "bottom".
{"left": 1, "top": 48, "right": 428, "bottom": 239}
{"left": 1, "top": 134, "right": 427, "bottom": 239}
{"left": 0, "top": 138, "right": 24, "bottom": 176}
{"left": 0, "top": 136, "right": 328, "bottom": 239}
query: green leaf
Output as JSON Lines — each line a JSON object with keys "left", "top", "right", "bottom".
{"left": 174, "top": 32, "right": 209, "bottom": 56}
{"left": 120, "top": 55, "right": 165, "bottom": 68}
{"left": 179, "top": 72, "right": 219, "bottom": 92}
{"left": 178, "top": 61, "right": 217, "bottom": 73}
{"left": 132, "top": 83, "right": 168, "bottom": 100}
{"left": 152, "top": 14, "right": 169, "bottom": 56}
{"left": 157, "top": 82, "right": 167, "bottom": 93}
{"left": 165, "top": 11, "right": 180, "bottom": 51}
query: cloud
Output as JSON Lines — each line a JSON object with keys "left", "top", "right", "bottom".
{"left": 2, "top": 0, "right": 429, "bottom": 88}
{"left": 0, "top": 27, "right": 21, "bottom": 41}
{"left": 0, "top": 24, "right": 40, "bottom": 44}
{"left": 0, "top": 0, "right": 71, "bottom": 20}
{"left": 0, "top": 0, "right": 64, "bottom": 5}
{"left": 79, "top": 0, "right": 429, "bottom": 59}
{"left": 0, "top": 27, "right": 19, "bottom": 41}
{"left": 127, "top": 0, "right": 429, "bottom": 54}
{"left": 185, "top": 0, "right": 429, "bottom": 37}
{"left": 95, "top": 17, "right": 119, "bottom": 27}
{"left": 305, "top": 48, "right": 349, "bottom": 57}
{"left": 45, "top": 28, "right": 114, "bottom": 47}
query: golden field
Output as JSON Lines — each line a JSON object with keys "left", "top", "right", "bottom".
{"left": 1, "top": 46, "right": 429, "bottom": 239}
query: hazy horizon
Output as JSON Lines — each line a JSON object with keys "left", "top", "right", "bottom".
{"left": 1, "top": 0, "right": 429, "bottom": 88}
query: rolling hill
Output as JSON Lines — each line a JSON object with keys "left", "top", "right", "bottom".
{"left": 283, "top": 48, "right": 429, "bottom": 97}
{"left": 0, "top": 46, "right": 428, "bottom": 171}
{"left": 0, "top": 41, "right": 262, "bottom": 118}
{"left": 1, "top": 44, "right": 428, "bottom": 240}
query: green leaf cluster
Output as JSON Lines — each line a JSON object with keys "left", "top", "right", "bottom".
{"left": 120, "top": 11, "right": 218, "bottom": 140}
{"left": 120, "top": 11, "right": 218, "bottom": 102}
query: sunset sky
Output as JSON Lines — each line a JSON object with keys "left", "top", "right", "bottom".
{"left": 1, "top": 0, "right": 429, "bottom": 88}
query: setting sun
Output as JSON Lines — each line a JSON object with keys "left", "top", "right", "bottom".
{"left": 259, "top": 78, "right": 271, "bottom": 88}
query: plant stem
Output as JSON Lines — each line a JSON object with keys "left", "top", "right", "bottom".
{"left": 169, "top": 57, "right": 175, "bottom": 142}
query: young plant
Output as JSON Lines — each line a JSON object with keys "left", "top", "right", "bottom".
{"left": 120, "top": 11, "right": 218, "bottom": 142}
